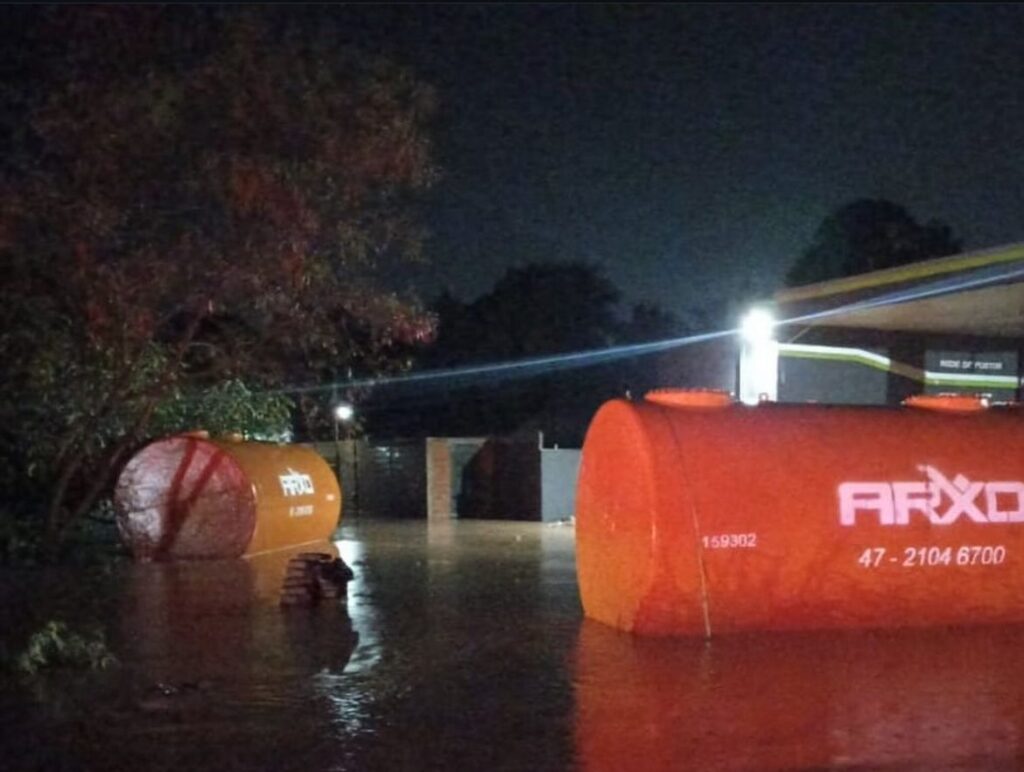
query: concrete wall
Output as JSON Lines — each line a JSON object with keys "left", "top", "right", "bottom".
{"left": 456, "top": 438, "right": 540, "bottom": 520}
{"left": 425, "top": 435, "right": 581, "bottom": 521}
{"left": 425, "top": 438, "right": 452, "bottom": 521}
{"left": 426, "top": 437, "right": 490, "bottom": 521}
{"left": 540, "top": 449, "right": 581, "bottom": 522}
{"left": 308, "top": 435, "right": 583, "bottom": 522}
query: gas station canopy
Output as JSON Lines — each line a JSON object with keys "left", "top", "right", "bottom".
{"left": 774, "top": 243, "right": 1024, "bottom": 338}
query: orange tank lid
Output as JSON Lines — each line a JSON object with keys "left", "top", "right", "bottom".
{"left": 902, "top": 393, "right": 990, "bottom": 413}
{"left": 644, "top": 388, "right": 734, "bottom": 409}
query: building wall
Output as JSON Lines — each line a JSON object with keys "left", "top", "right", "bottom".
{"left": 426, "top": 437, "right": 455, "bottom": 521}
{"left": 540, "top": 449, "right": 581, "bottom": 522}
{"left": 314, "top": 436, "right": 583, "bottom": 522}
{"left": 776, "top": 326, "right": 1021, "bottom": 405}
{"left": 425, "top": 436, "right": 543, "bottom": 520}
{"left": 651, "top": 337, "right": 740, "bottom": 396}
{"left": 778, "top": 354, "right": 889, "bottom": 404}
{"left": 456, "top": 438, "right": 541, "bottom": 520}
{"left": 923, "top": 348, "right": 1019, "bottom": 403}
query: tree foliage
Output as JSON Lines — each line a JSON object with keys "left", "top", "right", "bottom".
{"left": 379, "top": 262, "right": 684, "bottom": 443}
{"left": 786, "top": 199, "right": 962, "bottom": 286}
{"left": 150, "top": 380, "right": 294, "bottom": 442}
{"left": 429, "top": 262, "right": 624, "bottom": 366}
{"left": 11, "top": 620, "right": 117, "bottom": 675}
{"left": 0, "top": 7, "right": 438, "bottom": 553}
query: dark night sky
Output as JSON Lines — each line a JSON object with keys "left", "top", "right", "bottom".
{"left": 4, "top": 4, "right": 1005, "bottom": 326}
{"left": 319, "top": 4, "right": 1024, "bottom": 321}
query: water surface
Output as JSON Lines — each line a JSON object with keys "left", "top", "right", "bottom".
{"left": 2, "top": 520, "right": 1023, "bottom": 770}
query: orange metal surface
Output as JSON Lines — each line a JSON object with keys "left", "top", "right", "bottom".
{"left": 903, "top": 393, "right": 991, "bottom": 413}
{"left": 115, "top": 435, "right": 341, "bottom": 561}
{"left": 576, "top": 395, "right": 1024, "bottom": 636}
{"left": 644, "top": 387, "right": 734, "bottom": 409}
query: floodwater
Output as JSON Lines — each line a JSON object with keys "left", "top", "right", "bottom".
{"left": 3, "top": 520, "right": 1024, "bottom": 771}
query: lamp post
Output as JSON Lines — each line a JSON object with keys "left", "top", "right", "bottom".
{"left": 738, "top": 306, "right": 778, "bottom": 405}
{"left": 332, "top": 400, "right": 354, "bottom": 467}
{"left": 332, "top": 399, "right": 356, "bottom": 516}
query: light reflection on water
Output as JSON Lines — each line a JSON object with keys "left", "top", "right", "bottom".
{"left": 573, "top": 621, "right": 1024, "bottom": 770}
{"left": 2, "top": 520, "right": 1024, "bottom": 770}
{"left": 332, "top": 536, "right": 381, "bottom": 677}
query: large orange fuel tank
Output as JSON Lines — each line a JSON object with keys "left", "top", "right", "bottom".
{"left": 115, "top": 433, "right": 341, "bottom": 561}
{"left": 576, "top": 390, "right": 1024, "bottom": 636}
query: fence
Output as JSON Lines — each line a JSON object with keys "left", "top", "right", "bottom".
{"left": 311, "top": 439, "right": 426, "bottom": 519}
{"left": 312, "top": 435, "right": 579, "bottom": 522}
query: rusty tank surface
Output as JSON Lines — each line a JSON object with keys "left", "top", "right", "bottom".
{"left": 576, "top": 389, "right": 1024, "bottom": 636}
{"left": 115, "top": 433, "right": 341, "bottom": 561}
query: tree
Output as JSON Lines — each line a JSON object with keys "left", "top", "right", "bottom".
{"left": 0, "top": 7, "right": 437, "bottom": 554}
{"left": 621, "top": 302, "right": 696, "bottom": 344}
{"left": 376, "top": 262, "right": 684, "bottom": 443}
{"left": 786, "top": 199, "right": 962, "bottom": 286}
{"left": 432, "top": 262, "right": 624, "bottom": 365}
{"left": 411, "top": 263, "right": 625, "bottom": 440}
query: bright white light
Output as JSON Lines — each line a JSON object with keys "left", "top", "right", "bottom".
{"left": 334, "top": 402, "right": 355, "bottom": 422}
{"left": 740, "top": 307, "right": 776, "bottom": 344}
{"left": 738, "top": 306, "right": 778, "bottom": 405}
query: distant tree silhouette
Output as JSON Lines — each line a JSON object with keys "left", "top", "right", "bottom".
{"left": 435, "top": 262, "right": 624, "bottom": 364}
{"left": 622, "top": 302, "right": 699, "bottom": 344}
{"left": 372, "top": 262, "right": 690, "bottom": 443}
{"left": 786, "top": 199, "right": 962, "bottom": 286}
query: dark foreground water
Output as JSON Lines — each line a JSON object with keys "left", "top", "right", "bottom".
{"left": 3, "top": 520, "right": 1024, "bottom": 771}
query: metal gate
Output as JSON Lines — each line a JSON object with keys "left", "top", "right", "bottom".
{"left": 312, "top": 439, "right": 426, "bottom": 519}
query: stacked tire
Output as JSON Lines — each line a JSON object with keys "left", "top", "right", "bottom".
{"left": 280, "top": 552, "right": 353, "bottom": 607}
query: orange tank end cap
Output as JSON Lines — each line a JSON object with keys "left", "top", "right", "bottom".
{"left": 644, "top": 388, "right": 734, "bottom": 409}
{"left": 902, "top": 393, "right": 990, "bottom": 413}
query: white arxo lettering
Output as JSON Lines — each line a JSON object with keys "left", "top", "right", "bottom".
{"left": 839, "top": 482, "right": 894, "bottom": 526}
{"left": 891, "top": 482, "right": 934, "bottom": 525}
{"left": 985, "top": 482, "right": 1024, "bottom": 523}
{"left": 838, "top": 467, "right": 1024, "bottom": 526}
{"left": 278, "top": 468, "right": 315, "bottom": 497}
{"left": 921, "top": 466, "right": 986, "bottom": 524}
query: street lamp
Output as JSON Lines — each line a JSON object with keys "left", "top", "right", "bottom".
{"left": 740, "top": 306, "right": 776, "bottom": 344}
{"left": 331, "top": 399, "right": 358, "bottom": 515}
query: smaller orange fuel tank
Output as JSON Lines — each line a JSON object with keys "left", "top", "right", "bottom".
{"left": 576, "top": 390, "right": 1024, "bottom": 636}
{"left": 115, "top": 434, "right": 341, "bottom": 561}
